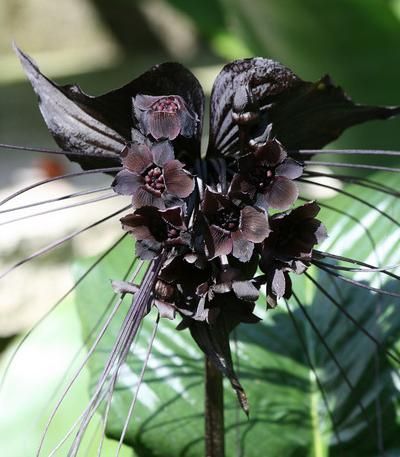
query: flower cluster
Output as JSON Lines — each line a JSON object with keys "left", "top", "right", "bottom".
{"left": 18, "top": 48, "right": 398, "bottom": 417}
{"left": 110, "top": 89, "right": 326, "bottom": 406}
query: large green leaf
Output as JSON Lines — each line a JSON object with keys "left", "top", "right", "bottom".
{"left": 77, "top": 171, "right": 400, "bottom": 456}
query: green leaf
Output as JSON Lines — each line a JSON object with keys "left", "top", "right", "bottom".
{"left": 77, "top": 172, "right": 400, "bottom": 456}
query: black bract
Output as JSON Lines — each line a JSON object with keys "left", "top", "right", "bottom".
{"left": 16, "top": 45, "right": 400, "bottom": 414}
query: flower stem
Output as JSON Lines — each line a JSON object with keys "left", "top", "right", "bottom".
{"left": 205, "top": 357, "right": 225, "bottom": 457}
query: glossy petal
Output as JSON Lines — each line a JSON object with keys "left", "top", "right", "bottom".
{"left": 265, "top": 177, "right": 299, "bottom": 210}
{"left": 112, "top": 170, "right": 142, "bottom": 196}
{"left": 132, "top": 186, "right": 160, "bottom": 209}
{"left": 232, "top": 280, "right": 260, "bottom": 302}
{"left": 210, "top": 226, "right": 233, "bottom": 257}
{"left": 206, "top": 57, "right": 400, "bottom": 159}
{"left": 151, "top": 141, "right": 175, "bottom": 166}
{"left": 239, "top": 206, "right": 270, "bottom": 243}
{"left": 275, "top": 158, "right": 304, "bottom": 179}
{"left": 122, "top": 144, "right": 153, "bottom": 173}
{"left": 163, "top": 160, "right": 195, "bottom": 198}
{"left": 254, "top": 140, "right": 286, "bottom": 166}
{"left": 231, "top": 237, "right": 254, "bottom": 263}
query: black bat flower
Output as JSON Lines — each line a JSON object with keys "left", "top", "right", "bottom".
{"left": 6, "top": 46, "right": 400, "bottom": 454}
{"left": 112, "top": 140, "right": 194, "bottom": 208}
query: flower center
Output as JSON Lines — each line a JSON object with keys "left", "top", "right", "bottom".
{"left": 143, "top": 165, "right": 165, "bottom": 196}
{"left": 151, "top": 96, "right": 180, "bottom": 113}
{"left": 247, "top": 166, "right": 275, "bottom": 191}
{"left": 167, "top": 226, "right": 180, "bottom": 240}
{"left": 214, "top": 207, "right": 240, "bottom": 232}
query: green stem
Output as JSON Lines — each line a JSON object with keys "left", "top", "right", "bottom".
{"left": 205, "top": 357, "right": 225, "bottom": 457}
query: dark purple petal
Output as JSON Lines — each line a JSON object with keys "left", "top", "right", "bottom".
{"left": 15, "top": 46, "right": 125, "bottom": 171}
{"left": 202, "top": 188, "right": 221, "bottom": 217}
{"left": 154, "top": 299, "right": 176, "bottom": 320}
{"left": 210, "top": 226, "right": 233, "bottom": 257}
{"left": 275, "top": 158, "right": 304, "bottom": 180}
{"left": 121, "top": 217, "right": 153, "bottom": 240}
{"left": 254, "top": 140, "right": 286, "bottom": 166}
{"left": 314, "top": 221, "right": 328, "bottom": 244}
{"left": 163, "top": 160, "right": 194, "bottom": 198}
{"left": 134, "top": 94, "right": 161, "bottom": 110}
{"left": 112, "top": 170, "right": 142, "bottom": 196}
{"left": 151, "top": 141, "right": 175, "bottom": 166}
{"left": 229, "top": 173, "right": 255, "bottom": 197}
{"left": 231, "top": 237, "right": 255, "bottom": 263}
{"left": 265, "top": 177, "right": 299, "bottom": 210}
{"left": 291, "top": 201, "right": 320, "bottom": 220}
{"left": 122, "top": 144, "right": 153, "bottom": 173}
{"left": 132, "top": 186, "right": 161, "bottom": 209}
{"left": 271, "top": 269, "right": 287, "bottom": 298}
{"left": 239, "top": 206, "right": 270, "bottom": 243}
{"left": 177, "top": 104, "right": 198, "bottom": 138}
{"left": 135, "top": 239, "right": 161, "bottom": 260}
{"left": 160, "top": 206, "right": 184, "bottom": 228}
{"left": 232, "top": 281, "right": 259, "bottom": 302}
{"left": 147, "top": 111, "right": 181, "bottom": 140}
{"left": 206, "top": 56, "right": 400, "bottom": 159}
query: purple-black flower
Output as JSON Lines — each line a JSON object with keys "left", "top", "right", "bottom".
{"left": 120, "top": 205, "right": 190, "bottom": 259}
{"left": 201, "top": 188, "right": 270, "bottom": 261}
{"left": 134, "top": 94, "right": 198, "bottom": 141}
{"left": 259, "top": 201, "right": 327, "bottom": 306}
{"left": 112, "top": 140, "right": 194, "bottom": 209}
{"left": 230, "top": 137, "right": 303, "bottom": 210}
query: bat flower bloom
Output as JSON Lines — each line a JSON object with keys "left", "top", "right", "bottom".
{"left": 112, "top": 140, "right": 195, "bottom": 209}
{"left": 259, "top": 202, "right": 327, "bottom": 306}
{"left": 230, "top": 137, "right": 303, "bottom": 210}
{"left": 201, "top": 188, "right": 270, "bottom": 261}
{"left": 134, "top": 94, "right": 199, "bottom": 141}
{"left": 120, "top": 205, "right": 191, "bottom": 259}
{"left": 13, "top": 46, "right": 400, "bottom": 448}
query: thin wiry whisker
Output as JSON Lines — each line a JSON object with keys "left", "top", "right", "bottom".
{"left": 67, "top": 254, "right": 164, "bottom": 456}
{"left": 291, "top": 291, "right": 372, "bottom": 432}
{"left": 298, "top": 197, "right": 379, "bottom": 265}
{"left": 303, "top": 160, "right": 400, "bottom": 173}
{"left": 44, "top": 255, "right": 137, "bottom": 416}
{"left": 97, "top": 314, "right": 143, "bottom": 457}
{"left": 0, "top": 193, "right": 119, "bottom": 227}
{"left": 302, "top": 170, "right": 400, "bottom": 198}
{"left": 316, "top": 265, "right": 400, "bottom": 298}
{"left": 298, "top": 179, "right": 400, "bottom": 228}
{"left": 0, "top": 205, "right": 131, "bottom": 281}
{"left": 0, "top": 186, "right": 112, "bottom": 215}
{"left": 0, "top": 234, "right": 129, "bottom": 394}
{"left": 284, "top": 299, "right": 343, "bottom": 446}
{"left": 97, "top": 369, "right": 120, "bottom": 457}
{"left": 313, "top": 259, "right": 400, "bottom": 276}
{"left": 304, "top": 272, "right": 400, "bottom": 366}
{"left": 0, "top": 142, "right": 118, "bottom": 159}
{"left": 0, "top": 166, "right": 122, "bottom": 207}
{"left": 35, "top": 261, "right": 145, "bottom": 457}
{"left": 116, "top": 313, "right": 160, "bottom": 457}
{"left": 297, "top": 149, "right": 400, "bottom": 157}
{"left": 314, "top": 250, "right": 400, "bottom": 282}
